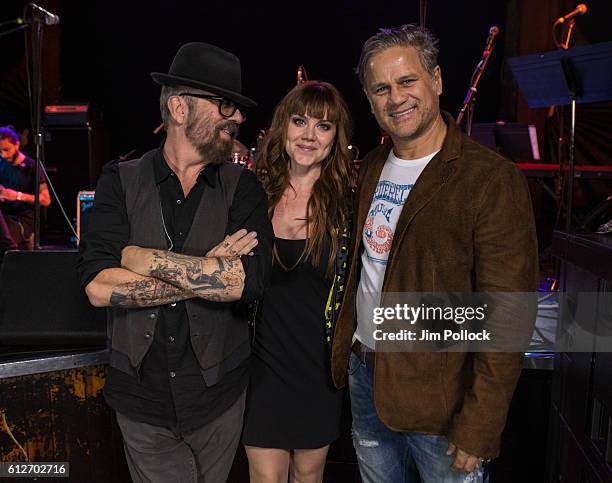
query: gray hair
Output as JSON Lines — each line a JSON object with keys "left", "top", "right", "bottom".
{"left": 356, "top": 23, "right": 439, "bottom": 86}
{"left": 159, "top": 84, "right": 194, "bottom": 125}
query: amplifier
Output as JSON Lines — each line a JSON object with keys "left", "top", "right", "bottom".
{"left": 43, "top": 126, "right": 109, "bottom": 233}
{"left": 44, "top": 104, "right": 90, "bottom": 126}
{"left": 77, "top": 190, "right": 95, "bottom": 244}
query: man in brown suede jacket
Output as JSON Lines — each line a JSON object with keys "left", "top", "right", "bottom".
{"left": 331, "top": 24, "right": 538, "bottom": 482}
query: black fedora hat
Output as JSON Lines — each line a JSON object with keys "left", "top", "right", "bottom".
{"left": 151, "top": 42, "right": 256, "bottom": 108}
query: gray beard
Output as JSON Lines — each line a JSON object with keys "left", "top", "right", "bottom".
{"left": 194, "top": 132, "right": 233, "bottom": 165}
{"left": 185, "top": 118, "right": 233, "bottom": 165}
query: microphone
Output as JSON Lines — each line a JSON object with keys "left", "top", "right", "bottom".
{"left": 556, "top": 4, "right": 588, "bottom": 24}
{"left": 482, "top": 26, "right": 500, "bottom": 56}
{"left": 29, "top": 2, "right": 60, "bottom": 25}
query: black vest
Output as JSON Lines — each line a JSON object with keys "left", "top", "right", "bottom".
{"left": 109, "top": 150, "right": 249, "bottom": 385}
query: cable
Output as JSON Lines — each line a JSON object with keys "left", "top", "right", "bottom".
{"left": 552, "top": 21, "right": 563, "bottom": 50}
{"left": 159, "top": 200, "right": 174, "bottom": 251}
{"left": 0, "top": 19, "right": 24, "bottom": 28}
{"left": 0, "top": 408, "right": 30, "bottom": 462}
{"left": 0, "top": 24, "right": 28, "bottom": 38}
{"left": 38, "top": 159, "right": 79, "bottom": 241}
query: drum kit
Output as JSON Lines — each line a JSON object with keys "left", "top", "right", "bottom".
{"left": 231, "top": 138, "right": 256, "bottom": 170}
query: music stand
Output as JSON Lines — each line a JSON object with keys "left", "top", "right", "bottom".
{"left": 471, "top": 123, "right": 540, "bottom": 162}
{"left": 508, "top": 41, "right": 612, "bottom": 231}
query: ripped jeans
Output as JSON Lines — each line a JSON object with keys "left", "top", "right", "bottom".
{"left": 347, "top": 352, "right": 487, "bottom": 483}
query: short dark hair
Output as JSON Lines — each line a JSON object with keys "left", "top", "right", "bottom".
{"left": 356, "top": 23, "right": 440, "bottom": 86}
{"left": 0, "top": 126, "right": 19, "bottom": 144}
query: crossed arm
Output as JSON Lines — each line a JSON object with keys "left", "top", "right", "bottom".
{"left": 86, "top": 267, "right": 193, "bottom": 308}
{"left": 85, "top": 230, "right": 257, "bottom": 308}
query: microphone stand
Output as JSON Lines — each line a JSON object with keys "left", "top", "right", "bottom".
{"left": 562, "top": 58, "right": 580, "bottom": 233}
{"left": 0, "top": 17, "right": 43, "bottom": 248}
{"left": 2, "top": 9, "right": 53, "bottom": 249}
{"left": 561, "top": 19, "right": 576, "bottom": 50}
{"left": 26, "top": 3, "right": 57, "bottom": 249}
{"left": 419, "top": 0, "right": 428, "bottom": 27}
{"left": 456, "top": 29, "right": 499, "bottom": 135}
{"left": 32, "top": 17, "right": 44, "bottom": 249}
{"left": 553, "top": 14, "right": 579, "bottom": 233}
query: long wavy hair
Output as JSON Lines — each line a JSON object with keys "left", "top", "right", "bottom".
{"left": 257, "top": 81, "right": 353, "bottom": 276}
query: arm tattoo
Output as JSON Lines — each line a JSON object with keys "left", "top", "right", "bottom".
{"left": 147, "top": 250, "right": 245, "bottom": 301}
{"left": 110, "top": 277, "right": 192, "bottom": 308}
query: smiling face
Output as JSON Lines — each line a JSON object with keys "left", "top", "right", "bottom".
{"left": 364, "top": 45, "right": 442, "bottom": 150}
{"left": 182, "top": 90, "right": 244, "bottom": 164}
{"left": 284, "top": 113, "right": 337, "bottom": 171}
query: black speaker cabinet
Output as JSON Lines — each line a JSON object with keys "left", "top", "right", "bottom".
{"left": 43, "top": 126, "right": 110, "bottom": 233}
{"left": 0, "top": 250, "right": 107, "bottom": 346}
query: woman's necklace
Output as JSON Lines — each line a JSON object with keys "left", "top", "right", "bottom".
{"left": 272, "top": 240, "right": 307, "bottom": 272}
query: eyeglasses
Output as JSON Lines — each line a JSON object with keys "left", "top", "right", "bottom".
{"left": 178, "top": 92, "right": 245, "bottom": 119}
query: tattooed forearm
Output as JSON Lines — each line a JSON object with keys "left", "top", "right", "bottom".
{"left": 147, "top": 250, "right": 245, "bottom": 302}
{"left": 109, "top": 277, "right": 194, "bottom": 308}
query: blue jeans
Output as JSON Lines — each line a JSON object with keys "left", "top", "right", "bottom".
{"left": 348, "top": 352, "right": 487, "bottom": 483}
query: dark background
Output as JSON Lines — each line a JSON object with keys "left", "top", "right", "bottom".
{"left": 1, "top": 3, "right": 612, "bottom": 482}
{"left": 0, "top": 0, "right": 611, "bottom": 240}
{"left": 0, "top": 0, "right": 520, "bottom": 156}
{"left": 1, "top": 0, "right": 610, "bottom": 155}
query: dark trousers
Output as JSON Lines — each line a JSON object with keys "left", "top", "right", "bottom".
{"left": 115, "top": 389, "right": 246, "bottom": 483}
{"left": 0, "top": 210, "right": 33, "bottom": 253}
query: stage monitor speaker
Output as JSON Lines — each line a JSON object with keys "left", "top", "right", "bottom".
{"left": 43, "top": 126, "right": 110, "bottom": 233}
{"left": 0, "top": 250, "right": 107, "bottom": 346}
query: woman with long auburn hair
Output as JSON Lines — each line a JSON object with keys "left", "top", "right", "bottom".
{"left": 242, "top": 81, "right": 354, "bottom": 483}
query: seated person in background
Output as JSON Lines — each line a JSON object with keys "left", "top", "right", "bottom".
{"left": 0, "top": 126, "right": 50, "bottom": 254}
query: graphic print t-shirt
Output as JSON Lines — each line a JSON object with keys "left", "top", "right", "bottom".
{"left": 354, "top": 149, "right": 438, "bottom": 349}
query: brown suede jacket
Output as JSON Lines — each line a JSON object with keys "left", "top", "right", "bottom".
{"left": 331, "top": 111, "right": 539, "bottom": 459}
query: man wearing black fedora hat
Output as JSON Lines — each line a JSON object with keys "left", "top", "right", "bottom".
{"left": 78, "top": 42, "right": 273, "bottom": 482}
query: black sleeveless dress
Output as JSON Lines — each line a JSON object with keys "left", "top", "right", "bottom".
{"left": 242, "top": 238, "right": 344, "bottom": 448}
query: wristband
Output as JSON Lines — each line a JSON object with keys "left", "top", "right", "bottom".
{"left": 17, "top": 191, "right": 22, "bottom": 201}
